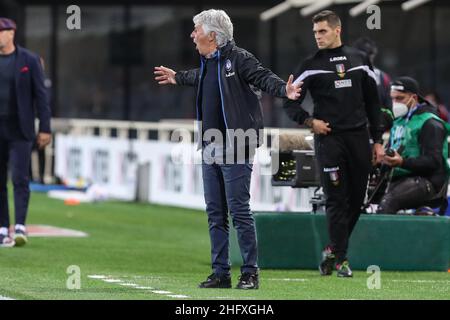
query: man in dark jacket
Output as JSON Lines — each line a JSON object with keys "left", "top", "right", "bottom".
{"left": 377, "top": 76, "right": 449, "bottom": 215}
{"left": 0, "top": 18, "right": 52, "bottom": 247}
{"left": 154, "top": 9, "right": 301, "bottom": 289}
{"left": 283, "top": 11, "right": 384, "bottom": 278}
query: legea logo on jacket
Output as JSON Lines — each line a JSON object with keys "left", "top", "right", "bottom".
{"left": 225, "top": 59, "right": 235, "bottom": 78}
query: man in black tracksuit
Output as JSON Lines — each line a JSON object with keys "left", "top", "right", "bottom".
{"left": 154, "top": 9, "right": 301, "bottom": 289}
{"left": 283, "top": 11, "right": 384, "bottom": 277}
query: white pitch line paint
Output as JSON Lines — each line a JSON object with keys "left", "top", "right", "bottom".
{"left": 88, "top": 275, "right": 108, "bottom": 279}
{"left": 0, "top": 295, "right": 14, "bottom": 300}
{"left": 267, "top": 278, "right": 309, "bottom": 282}
{"left": 102, "top": 279, "right": 122, "bottom": 283}
{"left": 391, "top": 280, "right": 450, "bottom": 284}
{"left": 167, "top": 294, "right": 189, "bottom": 298}
{"left": 119, "top": 283, "right": 139, "bottom": 287}
{"left": 88, "top": 275, "right": 190, "bottom": 299}
{"left": 152, "top": 290, "right": 172, "bottom": 295}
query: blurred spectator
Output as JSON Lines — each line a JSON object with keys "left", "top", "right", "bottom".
{"left": 353, "top": 37, "right": 393, "bottom": 132}
{"left": 425, "top": 91, "right": 449, "bottom": 122}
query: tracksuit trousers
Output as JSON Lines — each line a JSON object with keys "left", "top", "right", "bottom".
{"left": 315, "top": 129, "right": 372, "bottom": 263}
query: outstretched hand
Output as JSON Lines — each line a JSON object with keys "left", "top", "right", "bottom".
{"left": 286, "top": 74, "right": 302, "bottom": 100}
{"left": 154, "top": 66, "right": 177, "bottom": 85}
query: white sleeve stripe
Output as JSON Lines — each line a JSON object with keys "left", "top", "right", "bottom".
{"left": 293, "top": 70, "right": 334, "bottom": 85}
{"left": 347, "top": 65, "right": 378, "bottom": 83}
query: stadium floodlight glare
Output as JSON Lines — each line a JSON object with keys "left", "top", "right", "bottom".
{"left": 401, "top": 0, "right": 433, "bottom": 11}
{"left": 260, "top": 1, "right": 292, "bottom": 21}
{"left": 349, "top": 0, "right": 381, "bottom": 17}
{"left": 300, "top": 0, "right": 335, "bottom": 17}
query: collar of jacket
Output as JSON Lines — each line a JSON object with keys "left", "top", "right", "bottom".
{"left": 200, "top": 40, "right": 235, "bottom": 61}
{"left": 219, "top": 40, "right": 235, "bottom": 56}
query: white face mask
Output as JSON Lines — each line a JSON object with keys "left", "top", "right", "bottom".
{"left": 392, "top": 95, "right": 414, "bottom": 118}
{"left": 392, "top": 102, "right": 409, "bottom": 118}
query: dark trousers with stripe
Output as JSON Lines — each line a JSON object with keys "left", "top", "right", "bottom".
{"left": 315, "top": 129, "right": 372, "bottom": 263}
{"left": 0, "top": 118, "right": 33, "bottom": 228}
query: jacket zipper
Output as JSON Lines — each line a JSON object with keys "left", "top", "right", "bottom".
{"left": 196, "top": 58, "right": 205, "bottom": 121}
{"left": 217, "top": 50, "right": 231, "bottom": 146}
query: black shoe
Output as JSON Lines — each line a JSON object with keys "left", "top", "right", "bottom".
{"left": 319, "top": 247, "right": 335, "bottom": 276}
{"left": 236, "top": 272, "right": 259, "bottom": 290}
{"left": 336, "top": 260, "right": 353, "bottom": 278}
{"left": 198, "top": 273, "right": 232, "bottom": 289}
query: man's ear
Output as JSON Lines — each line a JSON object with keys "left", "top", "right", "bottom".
{"left": 208, "top": 31, "right": 216, "bottom": 43}
{"left": 335, "top": 26, "right": 341, "bottom": 36}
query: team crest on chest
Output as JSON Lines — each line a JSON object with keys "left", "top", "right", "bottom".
{"left": 224, "top": 59, "right": 235, "bottom": 77}
{"left": 336, "top": 63, "right": 346, "bottom": 78}
{"left": 225, "top": 59, "right": 232, "bottom": 71}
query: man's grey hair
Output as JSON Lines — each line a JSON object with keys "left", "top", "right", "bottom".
{"left": 193, "top": 9, "right": 233, "bottom": 47}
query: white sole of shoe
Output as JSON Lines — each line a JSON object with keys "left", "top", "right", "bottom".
{"left": 13, "top": 235, "right": 27, "bottom": 247}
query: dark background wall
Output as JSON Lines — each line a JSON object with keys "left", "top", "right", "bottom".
{"left": 2, "top": 0, "right": 449, "bottom": 128}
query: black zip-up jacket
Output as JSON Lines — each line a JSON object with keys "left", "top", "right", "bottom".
{"left": 175, "top": 41, "right": 287, "bottom": 147}
{"left": 283, "top": 45, "right": 383, "bottom": 143}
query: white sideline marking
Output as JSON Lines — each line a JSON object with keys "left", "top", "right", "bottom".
{"left": 88, "top": 275, "right": 108, "bottom": 279}
{"left": 119, "top": 283, "right": 139, "bottom": 287}
{"left": 0, "top": 295, "right": 14, "bottom": 300}
{"left": 103, "top": 279, "right": 122, "bottom": 283}
{"left": 391, "top": 280, "right": 450, "bottom": 284}
{"left": 152, "top": 290, "right": 172, "bottom": 294}
{"left": 167, "top": 294, "right": 189, "bottom": 298}
{"left": 267, "top": 278, "right": 308, "bottom": 282}
{"left": 88, "top": 274, "right": 189, "bottom": 299}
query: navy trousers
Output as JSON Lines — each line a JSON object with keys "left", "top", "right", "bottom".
{"left": 0, "top": 118, "right": 33, "bottom": 228}
{"left": 202, "top": 144, "right": 258, "bottom": 276}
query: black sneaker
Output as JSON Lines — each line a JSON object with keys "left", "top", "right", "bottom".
{"left": 14, "top": 228, "right": 28, "bottom": 247}
{"left": 236, "top": 272, "right": 259, "bottom": 290}
{"left": 336, "top": 260, "right": 353, "bottom": 278}
{"left": 319, "top": 247, "right": 335, "bottom": 276}
{"left": 198, "top": 273, "right": 232, "bottom": 289}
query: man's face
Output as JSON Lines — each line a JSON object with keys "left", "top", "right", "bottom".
{"left": 313, "top": 21, "right": 340, "bottom": 49}
{"left": 190, "top": 24, "right": 216, "bottom": 56}
{"left": 0, "top": 30, "right": 14, "bottom": 50}
{"left": 391, "top": 91, "right": 416, "bottom": 108}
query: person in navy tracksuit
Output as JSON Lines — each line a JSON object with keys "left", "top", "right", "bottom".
{"left": 0, "top": 18, "right": 52, "bottom": 247}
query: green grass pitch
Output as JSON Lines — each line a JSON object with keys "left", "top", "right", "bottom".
{"left": 0, "top": 192, "right": 448, "bottom": 300}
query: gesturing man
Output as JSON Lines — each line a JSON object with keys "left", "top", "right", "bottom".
{"left": 155, "top": 9, "right": 301, "bottom": 289}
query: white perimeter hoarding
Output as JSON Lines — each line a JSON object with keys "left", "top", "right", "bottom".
{"left": 55, "top": 134, "right": 315, "bottom": 211}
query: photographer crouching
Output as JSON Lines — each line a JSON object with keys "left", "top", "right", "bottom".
{"left": 376, "top": 77, "right": 450, "bottom": 215}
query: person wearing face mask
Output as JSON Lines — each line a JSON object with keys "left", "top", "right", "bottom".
{"left": 376, "top": 76, "right": 450, "bottom": 215}
{"left": 283, "top": 10, "right": 384, "bottom": 278}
